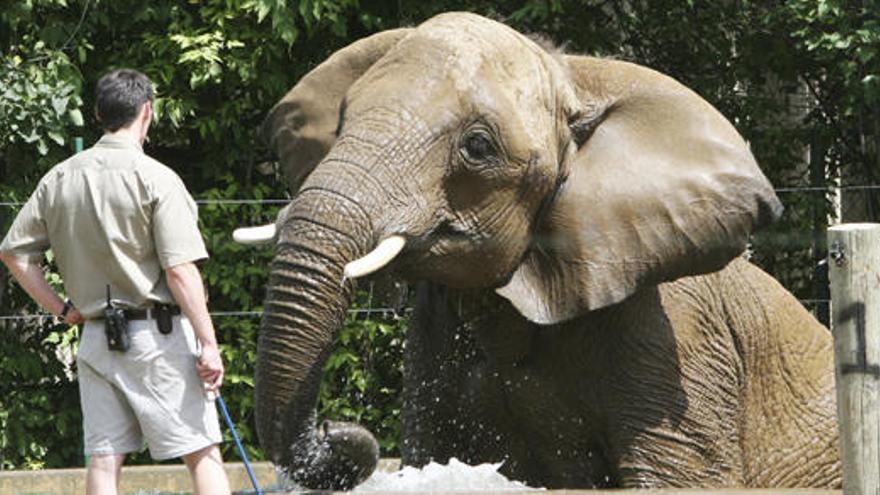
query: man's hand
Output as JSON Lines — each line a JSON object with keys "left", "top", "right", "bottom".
{"left": 166, "top": 262, "right": 225, "bottom": 393}
{"left": 0, "top": 254, "right": 85, "bottom": 326}
{"left": 64, "top": 308, "right": 85, "bottom": 326}
{"left": 197, "top": 343, "right": 224, "bottom": 392}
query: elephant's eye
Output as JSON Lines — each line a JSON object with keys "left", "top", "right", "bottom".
{"left": 461, "top": 130, "right": 496, "bottom": 164}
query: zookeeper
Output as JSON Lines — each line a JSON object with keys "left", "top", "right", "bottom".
{"left": 0, "top": 68, "right": 231, "bottom": 495}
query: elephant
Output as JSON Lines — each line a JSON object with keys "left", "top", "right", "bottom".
{"left": 238, "top": 12, "right": 841, "bottom": 490}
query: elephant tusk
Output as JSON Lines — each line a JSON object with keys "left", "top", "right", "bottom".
{"left": 344, "top": 235, "right": 406, "bottom": 279}
{"left": 232, "top": 224, "right": 277, "bottom": 245}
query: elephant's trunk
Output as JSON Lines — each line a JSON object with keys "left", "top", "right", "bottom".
{"left": 255, "top": 188, "right": 380, "bottom": 490}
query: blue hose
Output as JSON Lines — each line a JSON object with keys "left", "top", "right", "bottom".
{"left": 217, "top": 394, "right": 263, "bottom": 494}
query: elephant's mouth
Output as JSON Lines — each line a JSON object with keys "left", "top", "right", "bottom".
{"left": 391, "top": 220, "right": 471, "bottom": 267}
{"left": 431, "top": 219, "right": 473, "bottom": 243}
{"left": 387, "top": 220, "right": 518, "bottom": 289}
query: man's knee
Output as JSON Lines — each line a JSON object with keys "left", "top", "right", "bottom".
{"left": 88, "top": 453, "right": 126, "bottom": 472}
{"left": 182, "top": 443, "right": 223, "bottom": 470}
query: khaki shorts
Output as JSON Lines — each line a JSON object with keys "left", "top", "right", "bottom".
{"left": 77, "top": 315, "right": 222, "bottom": 460}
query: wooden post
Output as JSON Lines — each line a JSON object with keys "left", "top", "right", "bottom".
{"left": 828, "top": 223, "right": 880, "bottom": 495}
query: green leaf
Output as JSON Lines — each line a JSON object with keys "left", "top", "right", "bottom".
{"left": 69, "top": 109, "right": 83, "bottom": 126}
{"left": 47, "top": 131, "right": 64, "bottom": 146}
{"left": 255, "top": 0, "right": 271, "bottom": 23}
{"left": 51, "top": 96, "right": 68, "bottom": 115}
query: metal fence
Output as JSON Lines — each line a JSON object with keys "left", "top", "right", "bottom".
{"left": 3, "top": 186, "right": 880, "bottom": 324}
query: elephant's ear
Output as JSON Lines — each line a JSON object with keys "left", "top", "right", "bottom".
{"left": 263, "top": 28, "right": 412, "bottom": 193}
{"left": 497, "top": 56, "right": 783, "bottom": 325}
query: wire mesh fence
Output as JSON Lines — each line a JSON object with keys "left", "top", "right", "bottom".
{"left": 0, "top": 186, "right": 877, "bottom": 324}
{"left": 0, "top": 307, "right": 411, "bottom": 322}
{"left": 0, "top": 184, "right": 880, "bottom": 334}
{"left": 0, "top": 184, "right": 880, "bottom": 322}
{"left": 0, "top": 184, "right": 878, "bottom": 207}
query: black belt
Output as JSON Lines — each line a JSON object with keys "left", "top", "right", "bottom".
{"left": 123, "top": 305, "right": 181, "bottom": 320}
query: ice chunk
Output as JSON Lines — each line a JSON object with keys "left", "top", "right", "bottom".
{"left": 353, "top": 457, "right": 541, "bottom": 492}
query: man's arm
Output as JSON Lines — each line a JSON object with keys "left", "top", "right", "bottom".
{"left": 165, "top": 261, "right": 223, "bottom": 392}
{"left": 0, "top": 253, "right": 84, "bottom": 325}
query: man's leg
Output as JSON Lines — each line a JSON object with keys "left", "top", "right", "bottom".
{"left": 85, "top": 454, "right": 126, "bottom": 495}
{"left": 182, "top": 444, "right": 230, "bottom": 495}
{"left": 78, "top": 324, "right": 141, "bottom": 495}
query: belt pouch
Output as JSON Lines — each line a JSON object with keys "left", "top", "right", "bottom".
{"left": 156, "top": 305, "right": 173, "bottom": 335}
{"left": 104, "top": 285, "right": 130, "bottom": 352}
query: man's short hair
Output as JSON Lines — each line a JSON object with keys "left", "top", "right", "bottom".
{"left": 95, "top": 69, "right": 154, "bottom": 132}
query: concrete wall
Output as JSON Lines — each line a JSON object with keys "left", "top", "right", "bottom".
{"left": 0, "top": 459, "right": 402, "bottom": 494}
{"left": 0, "top": 462, "right": 275, "bottom": 494}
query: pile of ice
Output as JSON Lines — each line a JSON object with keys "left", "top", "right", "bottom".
{"left": 353, "top": 457, "right": 541, "bottom": 492}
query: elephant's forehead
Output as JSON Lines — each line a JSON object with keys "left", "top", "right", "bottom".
{"left": 359, "top": 13, "right": 561, "bottom": 142}
{"left": 413, "top": 13, "right": 551, "bottom": 95}
{"left": 347, "top": 13, "right": 563, "bottom": 145}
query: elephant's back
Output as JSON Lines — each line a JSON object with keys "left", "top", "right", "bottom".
{"left": 662, "top": 257, "right": 840, "bottom": 487}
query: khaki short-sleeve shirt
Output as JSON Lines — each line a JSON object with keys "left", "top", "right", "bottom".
{"left": 0, "top": 135, "right": 208, "bottom": 318}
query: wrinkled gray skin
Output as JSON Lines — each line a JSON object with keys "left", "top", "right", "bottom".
{"left": 255, "top": 12, "right": 841, "bottom": 490}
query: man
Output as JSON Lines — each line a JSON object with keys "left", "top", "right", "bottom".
{"left": 0, "top": 69, "right": 231, "bottom": 495}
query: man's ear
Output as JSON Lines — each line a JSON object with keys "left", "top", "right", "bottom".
{"left": 140, "top": 101, "right": 153, "bottom": 141}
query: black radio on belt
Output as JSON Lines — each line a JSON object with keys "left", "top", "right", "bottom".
{"left": 104, "top": 285, "right": 130, "bottom": 352}
{"left": 155, "top": 304, "right": 174, "bottom": 335}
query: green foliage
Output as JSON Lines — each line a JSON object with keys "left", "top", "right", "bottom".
{"left": 319, "top": 295, "right": 405, "bottom": 455}
{"left": 0, "top": 315, "right": 81, "bottom": 469}
{"left": 789, "top": 0, "right": 880, "bottom": 105}
{"left": 0, "top": 52, "right": 83, "bottom": 157}
{"left": 1, "top": 0, "right": 878, "bottom": 471}
{"left": 0, "top": 51, "right": 83, "bottom": 197}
